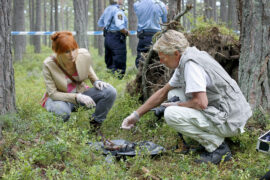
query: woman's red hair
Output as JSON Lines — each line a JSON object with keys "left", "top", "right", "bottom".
{"left": 51, "top": 31, "right": 79, "bottom": 54}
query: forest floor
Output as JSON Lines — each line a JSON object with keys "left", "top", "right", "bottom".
{"left": 0, "top": 45, "right": 270, "bottom": 179}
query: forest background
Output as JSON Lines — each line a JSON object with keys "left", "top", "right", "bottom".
{"left": 0, "top": 0, "right": 270, "bottom": 179}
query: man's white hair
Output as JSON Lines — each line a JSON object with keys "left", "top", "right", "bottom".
{"left": 153, "top": 30, "right": 190, "bottom": 55}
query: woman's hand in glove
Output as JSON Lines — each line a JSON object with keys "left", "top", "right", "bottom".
{"left": 76, "top": 93, "right": 96, "bottom": 108}
{"left": 121, "top": 111, "right": 140, "bottom": 130}
{"left": 93, "top": 80, "right": 110, "bottom": 90}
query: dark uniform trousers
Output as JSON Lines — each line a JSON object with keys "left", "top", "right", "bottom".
{"left": 105, "top": 32, "right": 127, "bottom": 76}
{"left": 135, "top": 31, "right": 156, "bottom": 68}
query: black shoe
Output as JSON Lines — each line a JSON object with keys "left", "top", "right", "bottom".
{"left": 195, "top": 142, "right": 232, "bottom": 164}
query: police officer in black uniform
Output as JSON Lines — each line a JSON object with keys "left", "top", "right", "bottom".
{"left": 98, "top": 0, "right": 129, "bottom": 78}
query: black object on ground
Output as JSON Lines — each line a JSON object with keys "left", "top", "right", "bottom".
{"left": 88, "top": 139, "right": 166, "bottom": 157}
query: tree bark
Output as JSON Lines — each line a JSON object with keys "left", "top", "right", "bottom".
{"left": 239, "top": 0, "right": 270, "bottom": 110}
{"left": 93, "top": 0, "right": 98, "bottom": 49}
{"left": 0, "top": 0, "right": 16, "bottom": 115}
{"left": 34, "top": 0, "right": 41, "bottom": 53}
{"left": 12, "top": 0, "right": 26, "bottom": 61}
{"left": 55, "top": 0, "right": 59, "bottom": 31}
{"left": 43, "top": 0, "right": 47, "bottom": 46}
{"left": 30, "top": 0, "right": 35, "bottom": 45}
{"left": 60, "top": 0, "right": 64, "bottom": 30}
{"left": 49, "top": 0, "right": 54, "bottom": 47}
{"left": 73, "top": 0, "right": 89, "bottom": 49}
{"left": 97, "top": 0, "right": 104, "bottom": 55}
{"left": 168, "top": 0, "right": 179, "bottom": 21}
{"left": 128, "top": 0, "right": 137, "bottom": 56}
{"left": 220, "top": 0, "right": 227, "bottom": 23}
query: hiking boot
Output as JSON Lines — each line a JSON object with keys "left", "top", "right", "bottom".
{"left": 195, "top": 142, "right": 232, "bottom": 164}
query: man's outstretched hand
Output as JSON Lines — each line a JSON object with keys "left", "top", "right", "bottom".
{"left": 121, "top": 111, "right": 140, "bottom": 130}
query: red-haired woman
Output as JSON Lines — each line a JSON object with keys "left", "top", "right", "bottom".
{"left": 41, "top": 31, "right": 116, "bottom": 129}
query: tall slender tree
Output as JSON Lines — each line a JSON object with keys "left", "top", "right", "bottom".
{"left": 34, "top": 0, "right": 41, "bottom": 53}
{"left": 238, "top": 0, "right": 270, "bottom": 110}
{"left": 73, "top": 0, "right": 89, "bottom": 49}
{"left": 43, "top": 0, "right": 47, "bottom": 46}
{"left": 97, "top": 0, "right": 104, "bottom": 55}
{"left": 93, "top": 0, "right": 98, "bottom": 49}
{"left": 0, "top": 0, "right": 16, "bottom": 116}
{"left": 220, "top": 0, "right": 227, "bottom": 23}
{"left": 49, "top": 0, "right": 54, "bottom": 47}
{"left": 128, "top": 0, "right": 137, "bottom": 56}
{"left": 55, "top": 0, "right": 59, "bottom": 31}
{"left": 12, "top": 0, "right": 26, "bottom": 61}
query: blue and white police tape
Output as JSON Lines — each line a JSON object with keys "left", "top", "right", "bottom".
{"left": 11, "top": 31, "right": 137, "bottom": 35}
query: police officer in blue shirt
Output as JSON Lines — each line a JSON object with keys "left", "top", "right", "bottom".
{"left": 134, "top": 0, "right": 167, "bottom": 68}
{"left": 98, "top": 0, "right": 129, "bottom": 78}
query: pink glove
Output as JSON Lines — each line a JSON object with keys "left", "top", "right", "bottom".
{"left": 121, "top": 111, "right": 140, "bottom": 130}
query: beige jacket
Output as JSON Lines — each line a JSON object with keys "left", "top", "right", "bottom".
{"left": 42, "top": 48, "right": 99, "bottom": 104}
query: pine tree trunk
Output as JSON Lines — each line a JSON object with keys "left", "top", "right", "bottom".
{"left": 97, "top": 0, "right": 104, "bottom": 55}
{"left": 43, "top": 0, "right": 47, "bottom": 46}
{"left": 93, "top": 0, "right": 98, "bottom": 49}
{"left": 168, "top": 0, "right": 178, "bottom": 21}
{"left": 128, "top": 0, "right": 137, "bottom": 56}
{"left": 55, "top": 0, "right": 58, "bottom": 31}
{"left": 49, "top": 0, "right": 54, "bottom": 47}
{"left": 30, "top": 0, "right": 35, "bottom": 45}
{"left": 12, "top": 0, "right": 26, "bottom": 61}
{"left": 60, "top": 0, "right": 64, "bottom": 30}
{"left": 65, "top": 6, "right": 69, "bottom": 30}
{"left": 239, "top": 0, "right": 270, "bottom": 110}
{"left": 220, "top": 0, "right": 227, "bottom": 23}
{"left": 73, "top": 0, "right": 89, "bottom": 49}
{"left": 34, "top": 0, "right": 41, "bottom": 53}
{"left": 0, "top": 0, "right": 16, "bottom": 115}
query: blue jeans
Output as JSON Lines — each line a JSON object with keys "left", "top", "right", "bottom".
{"left": 45, "top": 85, "right": 117, "bottom": 123}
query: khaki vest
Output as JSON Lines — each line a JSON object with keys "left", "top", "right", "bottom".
{"left": 178, "top": 47, "right": 252, "bottom": 132}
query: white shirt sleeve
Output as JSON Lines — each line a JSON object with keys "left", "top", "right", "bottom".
{"left": 184, "top": 61, "right": 209, "bottom": 94}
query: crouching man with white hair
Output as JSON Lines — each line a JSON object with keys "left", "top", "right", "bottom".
{"left": 121, "top": 30, "right": 252, "bottom": 164}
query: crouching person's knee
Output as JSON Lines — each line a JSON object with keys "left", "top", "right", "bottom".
{"left": 105, "top": 85, "right": 117, "bottom": 101}
{"left": 54, "top": 107, "right": 71, "bottom": 122}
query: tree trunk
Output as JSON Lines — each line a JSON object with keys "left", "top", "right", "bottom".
{"left": 97, "top": 0, "right": 104, "bottom": 55}
{"left": 49, "top": 0, "right": 54, "bottom": 47}
{"left": 60, "top": 0, "right": 64, "bottom": 30}
{"left": 128, "top": 0, "right": 137, "bottom": 56}
{"left": 65, "top": 6, "right": 69, "bottom": 30}
{"left": 0, "top": 0, "right": 16, "bottom": 116}
{"left": 211, "top": 0, "right": 216, "bottom": 22}
{"left": 34, "top": 0, "right": 41, "bottom": 53}
{"left": 73, "top": 0, "right": 89, "bottom": 49}
{"left": 30, "top": 0, "right": 35, "bottom": 45}
{"left": 43, "top": 0, "right": 47, "bottom": 46}
{"left": 93, "top": 0, "right": 98, "bottom": 49}
{"left": 12, "top": 0, "right": 26, "bottom": 61}
{"left": 168, "top": 0, "right": 179, "bottom": 21}
{"left": 55, "top": 0, "right": 58, "bottom": 31}
{"left": 182, "top": 0, "right": 186, "bottom": 28}
{"left": 204, "top": 0, "right": 210, "bottom": 21}
{"left": 238, "top": 0, "right": 270, "bottom": 110}
{"left": 193, "top": 0, "right": 196, "bottom": 26}
{"left": 220, "top": 0, "right": 227, "bottom": 23}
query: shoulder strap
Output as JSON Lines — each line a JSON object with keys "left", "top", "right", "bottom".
{"left": 106, "top": 14, "right": 114, "bottom": 30}
{"left": 52, "top": 56, "right": 81, "bottom": 84}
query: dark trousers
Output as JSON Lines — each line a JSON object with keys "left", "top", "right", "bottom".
{"left": 104, "top": 32, "right": 127, "bottom": 76}
{"left": 135, "top": 32, "right": 155, "bottom": 68}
